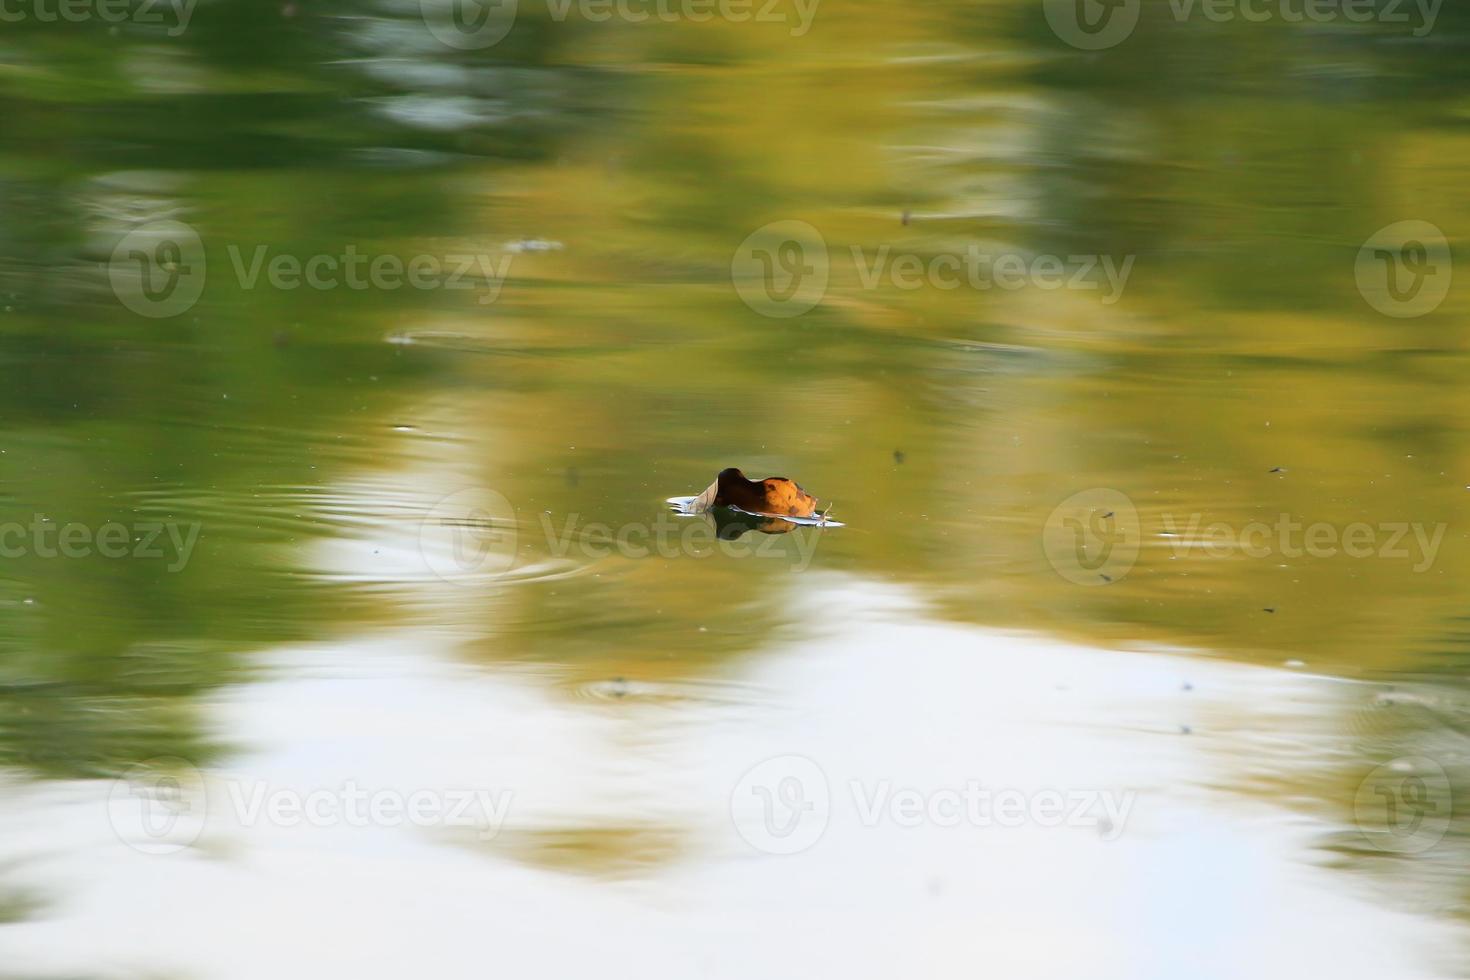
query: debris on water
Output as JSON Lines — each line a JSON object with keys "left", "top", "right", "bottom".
{"left": 901, "top": 210, "right": 911, "bottom": 226}
{"left": 1179, "top": 725, "right": 1192, "bottom": 735}
{"left": 1269, "top": 467, "right": 1286, "bottom": 473}
{"left": 893, "top": 449, "right": 905, "bottom": 464}
{"left": 1099, "top": 573, "right": 1112, "bottom": 582}
{"left": 505, "top": 239, "right": 564, "bottom": 253}
{"left": 1263, "top": 607, "right": 1276, "bottom": 613}
{"left": 1181, "top": 681, "right": 1193, "bottom": 692}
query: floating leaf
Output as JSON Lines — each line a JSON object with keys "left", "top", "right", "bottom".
{"left": 667, "top": 467, "right": 843, "bottom": 531}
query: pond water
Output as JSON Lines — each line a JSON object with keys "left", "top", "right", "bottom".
{"left": 1, "top": 1, "right": 1469, "bottom": 976}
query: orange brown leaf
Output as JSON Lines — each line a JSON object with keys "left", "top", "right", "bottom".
{"left": 693, "top": 467, "right": 821, "bottom": 518}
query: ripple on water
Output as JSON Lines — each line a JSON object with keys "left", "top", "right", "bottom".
{"left": 383, "top": 327, "right": 633, "bottom": 360}
{"left": 565, "top": 675, "right": 771, "bottom": 708}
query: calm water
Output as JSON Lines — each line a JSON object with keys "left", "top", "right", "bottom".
{"left": 2, "top": 2, "right": 1470, "bottom": 976}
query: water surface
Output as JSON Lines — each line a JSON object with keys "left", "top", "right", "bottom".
{"left": 1, "top": 2, "right": 1469, "bottom": 976}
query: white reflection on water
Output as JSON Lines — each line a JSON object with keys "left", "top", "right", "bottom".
{"left": 0, "top": 579, "right": 1457, "bottom": 979}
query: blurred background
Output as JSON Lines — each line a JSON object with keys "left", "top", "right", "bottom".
{"left": 1, "top": 0, "right": 1469, "bottom": 976}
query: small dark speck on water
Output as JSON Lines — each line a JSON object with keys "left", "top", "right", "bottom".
{"left": 1263, "top": 607, "right": 1276, "bottom": 613}
{"left": 893, "top": 449, "right": 905, "bottom": 464}
{"left": 1102, "top": 511, "right": 1114, "bottom": 519}
{"left": 1181, "top": 681, "right": 1193, "bottom": 691}
{"left": 901, "top": 210, "right": 911, "bottom": 226}
{"left": 1099, "top": 573, "right": 1112, "bottom": 582}
{"left": 1179, "top": 725, "right": 1192, "bottom": 735}
{"left": 1269, "top": 467, "right": 1286, "bottom": 474}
